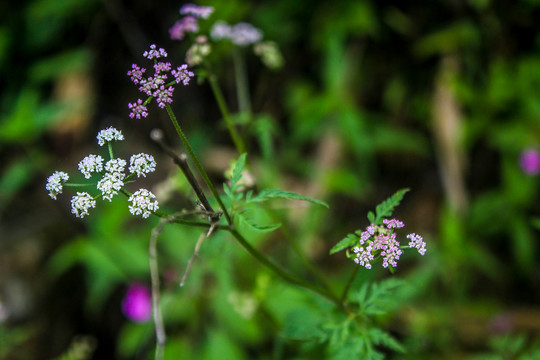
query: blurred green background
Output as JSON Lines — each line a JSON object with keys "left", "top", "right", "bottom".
{"left": 1, "top": 0, "right": 540, "bottom": 359}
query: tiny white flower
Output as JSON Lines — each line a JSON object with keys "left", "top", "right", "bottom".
{"left": 78, "top": 154, "right": 104, "bottom": 179}
{"left": 97, "top": 172, "right": 125, "bottom": 201}
{"left": 97, "top": 127, "right": 124, "bottom": 146}
{"left": 128, "top": 189, "right": 159, "bottom": 219}
{"left": 129, "top": 153, "right": 156, "bottom": 177}
{"left": 105, "top": 158, "right": 127, "bottom": 174}
{"left": 71, "top": 192, "right": 96, "bottom": 218}
{"left": 46, "top": 171, "right": 69, "bottom": 200}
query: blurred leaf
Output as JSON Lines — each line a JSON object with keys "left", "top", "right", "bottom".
{"left": 281, "top": 308, "right": 325, "bottom": 341}
{"left": 0, "top": 155, "right": 43, "bottom": 211}
{"left": 251, "top": 114, "right": 275, "bottom": 160}
{"left": 248, "top": 189, "right": 329, "bottom": 208}
{"left": 29, "top": 48, "right": 91, "bottom": 82}
{"left": 0, "top": 88, "right": 40, "bottom": 142}
{"left": 510, "top": 215, "right": 535, "bottom": 272}
{"left": 201, "top": 330, "right": 247, "bottom": 360}
{"left": 414, "top": 22, "right": 480, "bottom": 57}
{"left": 352, "top": 278, "right": 406, "bottom": 316}
{"left": 367, "top": 328, "right": 405, "bottom": 353}
{"left": 117, "top": 322, "right": 153, "bottom": 357}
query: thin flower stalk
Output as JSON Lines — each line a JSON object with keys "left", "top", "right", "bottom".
{"left": 164, "top": 103, "right": 233, "bottom": 225}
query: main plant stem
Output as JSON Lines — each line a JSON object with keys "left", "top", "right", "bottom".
{"left": 206, "top": 71, "right": 246, "bottom": 154}
{"left": 233, "top": 48, "right": 251, "bottom": 122}
{"left": 165, "top": 104, "right": 232, "bottom": 225}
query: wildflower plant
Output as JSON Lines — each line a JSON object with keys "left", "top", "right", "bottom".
{"left": 46, "top": 126, "right": 158, "bottom": 218}
{"left": 330, "top": 189, "right": 427, "bottom": 272}
{"left": 46, "top": 4, "right": 428, "bottom": 360}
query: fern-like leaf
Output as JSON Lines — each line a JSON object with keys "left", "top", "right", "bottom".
{"left": 372, "top": 188, "right": 409, "bottom": 224}
{"left": 248, "top": 189, "right": 329, "bottom": 208}
{"left": 367, "top": 328, "right": 405, "bottom": 353}
{"left": 330, "top": 234, "right": 358, "bottom": 254}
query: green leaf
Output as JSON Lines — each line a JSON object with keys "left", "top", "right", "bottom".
{"left": 248, "top": 189, "right": 329, "bottom": 208}
{"left": 373, "top": 188, "right": 409, "bottom": 224}
{"left": 367, "top": 211, "right": 375, "bottom": 223}
{"left": 230, "top": 153, "right": 247, "bottom": 189}
{"left": 235, "top": 213, "right": 281, "bottom": 234}
{"left": 353, "top": 278, "right": 405, "bottom": 315}
{"left": 367, "top": 328, "right": 405, "bottom": 353}
{"left": 330, "top": 234, "right": 358, "bottom": 254}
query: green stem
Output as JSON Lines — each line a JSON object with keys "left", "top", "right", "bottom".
{"left": 107, "top": 142, "right": 114, "bottom": 159}
{"left": 229, "top": 228, "right": 343, "bottom": 309}
{"left": 206, "top": 71, "right": 246, "bottom": 154}
{"left": 233, "top": 48, "right": 251, "bottom": 122}
{"left": 164, "top": 104, "right": 232, "bottom": 225}
{"left": 269, "top": 210, "right": 337, "bottom": 298}
{"left": 340, "top": 265, "right": 359, "bottom": 304}
{"left": 64, "top": 183, "right": 96, "bottom": 187}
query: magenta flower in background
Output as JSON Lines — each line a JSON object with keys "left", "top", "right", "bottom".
{"left": 519, "top": 149, "right": 540, "bottom": 175}
{"left": 122, "top": 283, "right": 152, "bottom": 323}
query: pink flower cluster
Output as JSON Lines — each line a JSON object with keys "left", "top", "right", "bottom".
{"left": 351, "top": 218, "right": 426, "bottom": 270}
{"left": 127, "top": 45, "right": 194, "bottom": 117}
{"left": 170, "top": 4, "right": 214, "bottom": 40}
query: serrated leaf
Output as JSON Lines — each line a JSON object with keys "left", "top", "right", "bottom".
{"left": 330, "top": 234, "right": 359, "bottom": 254}
{"left": 353, "top": 278, "right": 405, "bottom": 315}
{"left": 248, "top": 189, "right": 329, "bottom": 208}
{"left": 367, "top": 211, "right": 375, "bottom": 223}
{"left": 235, "top": 213, "right": 281, "bottom": 234}
{"left": 373, "top": 188, "right": 409, "bottom": 224}
{"left": 367, "top": 328, "right": 405, "bottom": 353}
{"left": 230, "top": 153, "right": 247, "bottom": 189}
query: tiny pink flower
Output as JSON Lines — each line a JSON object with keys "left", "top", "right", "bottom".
{"left": 122, "top": 283, "right": 152, "bottom": 323}
{"left": 172, "top": 64, "right": 195, "bottom": 85}
{"left": 169, "top": 16, "right": 199, "bottom": 40}
{"left": 128, "top": 99, "right": 148, "bottom": 119}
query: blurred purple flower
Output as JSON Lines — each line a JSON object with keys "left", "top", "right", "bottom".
{"left": 122, "top": 283, "right": 152, "bottom": 323}
{"left": 519, "top": 149, "right": 540, "bottom": 175}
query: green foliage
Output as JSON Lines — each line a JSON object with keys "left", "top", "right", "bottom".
{"left": 246, "top": 189, "right": 329, "bottom": 208}
{"left": 471, "top": 334, "right": 540, "bottom": 360}
{"left": 0, "top": 325, "right": 34, "bottom": 358}
{"left": 352, "top": 278, "right": 406, "bottom": 316}
{"left": 277, "top": 278, "right": 407, "bottom": 359}
{"left": 367, "top": 188, "right": 410, "bottom": 225}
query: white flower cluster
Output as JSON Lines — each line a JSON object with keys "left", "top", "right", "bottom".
{"left": 71, "top": 192, "right": 96, "bottom": 218}
{"left": 78, "top": 154, "right": 104, "bottom": 179}
{"left": 97, "top": 127, "right": 124, "bottom": 146}
{"left": 47, "top": 127, "right": 158, "bottom": 219}
{"left": 210, "top": 21, "right": 263, "bottom": 47}
{"left": 97, "top": 159, "right": 127, "bottom": 201}
{"left": 46, "top": 171, "right": 69, "bottom": 199}
{"left": 128, "top": 189, "right": 159, "bottom": 218}
{"left": 129, "top": 153, "right": 156, "bottom": 177}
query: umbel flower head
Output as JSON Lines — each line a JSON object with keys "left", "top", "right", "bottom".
{"left": 347, "top": 218, "right": 427, "bottom": 270}
{"left": 128, "top": 189, "right": 159, "bottom": 219}
{"left": 128, "top": 45, "right": 194, "bottom": 119}
{"left": 46, "top": 127, "right": 158, "bottom": 219}
{"left": 46, "top": 171, "right": 69, "bottom": 200}
{"left": 97, "top": 127, "right": 124, "bottom": 146}
{"left": 71, "top": 192, "right": 96, "bottom": 218}
{"left": 78, "top": 154, "right": 103, "bottom": 179}
{"left": 210, "top": 21, "right": 263, "bottom": 46}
